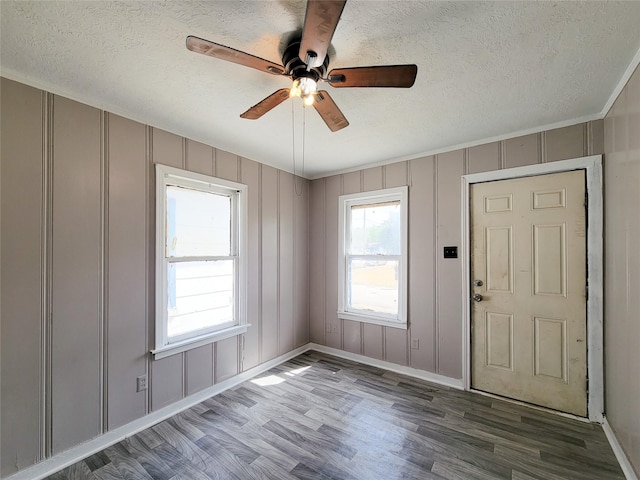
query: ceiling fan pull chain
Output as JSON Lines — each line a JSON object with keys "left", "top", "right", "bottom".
{"left": 291, "top": 100, "right": 297, "bottom": 179}
{"left": 302, "top": 106, "right": 306, "bottom": 181}
{"left": 293, "top": 102, "right": 304, "bottom": 197}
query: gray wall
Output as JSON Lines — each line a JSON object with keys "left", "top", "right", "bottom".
{"left": 603, "top": 64, "right": 640, "bottom": 474}
{"left": 0, "top": 77, "right": 310, "bottom": 477}
{"left": 309, "top": 121, "right": 604, "bottom": 379}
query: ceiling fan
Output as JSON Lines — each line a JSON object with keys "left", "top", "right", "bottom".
{"left": 186, "top": 0, "right": 417, "bottom": 132}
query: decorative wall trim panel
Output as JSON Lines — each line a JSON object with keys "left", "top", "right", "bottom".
{"left": 43, "top": 90, "right": 54, "bottom": 461}
{"left": 100, "top": 110, "right": 109, "bottom": 435}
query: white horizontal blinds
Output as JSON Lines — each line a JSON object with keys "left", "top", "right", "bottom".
{"left": 166, "top": 186, "right": 231, "bottom": 257}
{"left": 350, "top": 200, "right": 400, "bottom": 210}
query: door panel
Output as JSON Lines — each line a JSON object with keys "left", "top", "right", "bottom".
{"left": 471, "top": 170, "right": 587, "bottom": 416}
{"left": 533, "top": 223, "right": 566, "bottom": 296}
{"left": 533, "top": 316, "right": 566, "bottom": 381}
{"left": 485, "top": 312, "right": 513, "bottom": 370}
{"left": 486, "top": 226, "right": 513, "bottom": 293}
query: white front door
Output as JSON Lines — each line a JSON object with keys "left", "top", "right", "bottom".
{"left": 470, "top": 170, "right": 587, "bottom": 416}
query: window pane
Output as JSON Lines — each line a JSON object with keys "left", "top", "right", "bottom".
{"left": 349, "top": 202, "right": 401, "bottom": 255}
{"left": 348, "top": 258, "right": 398, "bottom": 315}
{"left": 167, "top": 260, "right": 234, "bottom": 339}
{"left": 166, "top": 186, "right": 231, "bottom": 257}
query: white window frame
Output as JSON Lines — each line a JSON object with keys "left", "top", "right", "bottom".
{"left": 152, "top": 164, "right": 248, "bottom": 359}
{"left": 338, "top": 186, "right": 408, "bottom": 329}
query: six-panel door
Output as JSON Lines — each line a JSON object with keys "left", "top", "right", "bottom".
{"left": 471, "top": 170, "right": 587, "bottom": 416}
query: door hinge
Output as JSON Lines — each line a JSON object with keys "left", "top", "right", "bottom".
{"left": 586, "top": 377, "right": 589, "bottom": 395}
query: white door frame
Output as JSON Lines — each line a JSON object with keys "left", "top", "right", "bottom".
{"left": 461, "top": 155, "right": 603, "bottom": 422}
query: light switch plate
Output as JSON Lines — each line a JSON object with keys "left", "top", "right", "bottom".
{"left": 444, "top": 246, "right": 458, "bottom": 258}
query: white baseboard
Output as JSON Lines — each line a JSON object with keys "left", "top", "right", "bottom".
{"left": 603, "top": 417, "right": 639, "bottom": 480}
{"left": 307, "top": 343, "right": 464, "bottom": 390}
{"left": 4, "top": 345, "right": 309, "bottom": 480}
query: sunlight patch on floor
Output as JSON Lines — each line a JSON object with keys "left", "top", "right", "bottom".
{"left": 284, "top": 366, "right": 311, "bottom": 376}
{"left": 251, "top": 365, "right": 311, "bottom": 386}
{"left": 251, "top": 374, "right": 285, "bottom": 386}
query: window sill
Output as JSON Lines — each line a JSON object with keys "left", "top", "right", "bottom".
{"left": 151, "top": 324, "right": 250, "bottom": 360}
{"left": 337, "top": 311, "right": 407, "bottom": 330}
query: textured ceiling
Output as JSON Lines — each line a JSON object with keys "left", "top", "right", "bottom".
{"left": 2, "top": 1, "right": 640, "bottom": 178}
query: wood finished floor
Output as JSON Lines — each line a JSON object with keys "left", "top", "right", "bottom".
{"left": 47, "top": 351, "right": 624, "bottom": 479}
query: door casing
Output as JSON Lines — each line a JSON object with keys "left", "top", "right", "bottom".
{"left": 461, "top": 155, "right": 603, "bottom": 422}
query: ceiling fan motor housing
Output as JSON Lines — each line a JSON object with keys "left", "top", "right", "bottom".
{"left": 282, "top": 40, "right": 329, "bottom": 84}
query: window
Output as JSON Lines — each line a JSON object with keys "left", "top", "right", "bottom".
{"left": 153, "top": 164, "right": 247, "bottom": 358}
{"left": 338, "top": 186, "right": 408, "bottom": 328}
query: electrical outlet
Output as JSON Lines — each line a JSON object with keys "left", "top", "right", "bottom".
{"left": 136, "top": 374, "right": 147, "bottom": 392}
{"left": 411, "top": 338, "right": 419, "bottom": 350}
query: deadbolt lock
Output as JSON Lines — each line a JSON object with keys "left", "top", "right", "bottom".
{"left": 474, "top": 280, "right": 483, "bottom": 287}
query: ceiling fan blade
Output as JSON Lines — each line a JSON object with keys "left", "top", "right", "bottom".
{"left": 299, "top": 0, "right": 347, "bottom": 67}
{"left": 240, "top": 89, "right": 290, "bottom": 120}
{"left": 186, "top": 36, "right": 285, "bottom": 76}
{"left": 327, "top": 65, "right": 418, "bottom": 88}
{"left": 313, "top": 90, "right": 349, "bottom": 132}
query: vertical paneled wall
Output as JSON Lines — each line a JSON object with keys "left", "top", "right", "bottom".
{"left": 309, "top": 120, "right": 603, "bottom": 379}
{"left": 1, "top": 79, "right": 45, "bottom": 474}
{"left": 50, "top": 95, "right": 103, "bottom": 455}
{"left": 603, "top": 65, "right": 640, "bottom": 474}
{"left": 0, "top": 77, "right": 310, "bottom": 477}
{"left": 107, "top": 115, "right": 148, "bottom": 429}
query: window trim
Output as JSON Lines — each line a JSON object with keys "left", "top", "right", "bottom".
{"left": 152, "top": 164, "right": 248, "bottom": 359}
{"left": 337, "top": 186, "right": 408, "bottom": 329}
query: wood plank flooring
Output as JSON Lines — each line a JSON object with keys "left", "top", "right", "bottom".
{"left": 47, "top": 351, "right": 624, "bottom": 479}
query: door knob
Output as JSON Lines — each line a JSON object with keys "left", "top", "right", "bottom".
{"left": 473, "top": 293, "right": 483, "bottom": 302}
{"left": 474, "top": 280, "right": 483, "bottom": 287}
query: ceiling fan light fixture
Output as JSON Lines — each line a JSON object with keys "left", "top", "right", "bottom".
{"left": 290, "top": 77, "right": 317, "bottom": 100}
{"left": 289, "top": 80, "right": 299, "bottom": 98}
